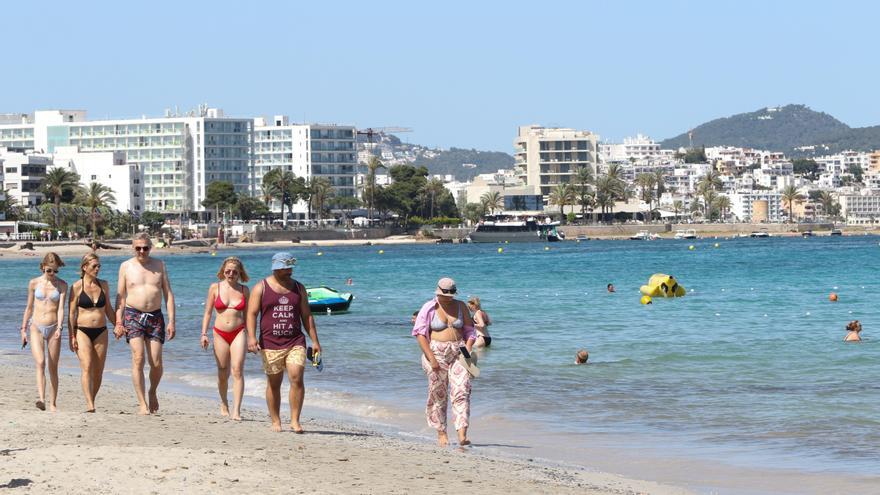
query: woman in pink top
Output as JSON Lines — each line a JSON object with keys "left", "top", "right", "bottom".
{"left": 412, "top": 277, "right": 477, "bottom": 447}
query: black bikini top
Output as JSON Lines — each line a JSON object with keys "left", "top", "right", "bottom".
{"left": 78, "top": 282, "right": 106, "bottom": 309}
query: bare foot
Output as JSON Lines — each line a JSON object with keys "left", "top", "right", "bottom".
{"left": 220, "top": 404, "right": 230, "bottom": 417}
{"left": 85, "top": 407, "right": 96, "bottom": 413}
{"left": 437, "top": 431, "right": 449, "bottom": 447}
{"left": 49, "top": 403, "right": 57, "bottom": 412}
{"left": 459, "top": 438, "right": 471, "bottom": 446}
{"left": 270, "top": 422, "right": 282, "bottom": 432}
{"left": 148, "top": 391, "right": 159, "bottom": 414}
{"left": 35, "top": 400, "right": 45, "bottom": 411}
{"left": 137, "top": 405, "right": 150, "bottom": 415}
{"left": 231, "top": 412, "right": 242, "bottom": 421}
{"left": 290, "top": 422, "right": 304, "bottom": 434}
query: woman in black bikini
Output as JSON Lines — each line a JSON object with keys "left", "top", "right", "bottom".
{"left": 68, "top": 253, "right": 116, "bottom": 412}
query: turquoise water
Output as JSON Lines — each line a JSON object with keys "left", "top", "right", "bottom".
{"left": 2, "top": 237, "right": 879, "bottom": 478}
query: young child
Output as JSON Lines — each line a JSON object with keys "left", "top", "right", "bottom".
{"left": 575, "top": 349, "right": 589, "bottom": 364}
{"left": 844, "top": 320, "right": 862, "bottom": 342}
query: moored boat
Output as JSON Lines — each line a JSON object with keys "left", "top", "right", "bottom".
{"left": 306, "top": 286, "right": 353, "bottom": 313}
{"left": 674, "top": 229, "right": 697, "bottom": 240}
{"left": 468, "top": 218, "right": 564, "bottom": 243}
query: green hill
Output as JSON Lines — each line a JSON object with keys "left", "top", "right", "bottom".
{"left": 660, "top": 104, "right": 880, "bottom": 156}
{"left": 411, "top": 147, "right": 515, "bottom": 180}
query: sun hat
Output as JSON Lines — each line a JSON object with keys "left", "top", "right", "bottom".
{"left": 457, "top": 350, "right": 480, "bottom": 378}
{"left": 435, "top": 277, "right": 457, "bottom": 297}
{"left": 271, "top": 252, "right": 297, "bottom": 270}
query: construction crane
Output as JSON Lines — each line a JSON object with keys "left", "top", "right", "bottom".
{"left": 357, "top": 126, "right": 413, "bottom": 147}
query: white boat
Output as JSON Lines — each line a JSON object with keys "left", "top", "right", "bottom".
{"left": 674, "top": 229, "right": 697, "bottom": 240}
{"left": 749, "top": 229, "right": 770, "bottom": 238}
{"left": 630, "top": 230, "right": 658, "bottom": 240}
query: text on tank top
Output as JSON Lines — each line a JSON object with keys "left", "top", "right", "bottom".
{"left": 259, "top": 279, "right": 306, "bottom": 350}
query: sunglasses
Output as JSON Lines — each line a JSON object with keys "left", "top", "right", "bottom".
{"left": 224, "top": 269, "right": 239, "bottom": 275}
{"left": 91, "top": 264, "right": 101, "bottom": 269}
{"left": 134, "top": 246, "right": 151, "bottom": 252}
{"left": 438, "top": 287, "right": 457, "bottom": 295}
{"left": 44, "top": 268, "right": 58, "bottom": 274}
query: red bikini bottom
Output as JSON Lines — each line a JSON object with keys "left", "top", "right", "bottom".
{"left": 214, "top": 324, "right": 245, "bottom": 345}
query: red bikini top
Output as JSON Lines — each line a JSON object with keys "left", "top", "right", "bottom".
{"left": 214, "top": 286, "right": 246, "bottom": 311}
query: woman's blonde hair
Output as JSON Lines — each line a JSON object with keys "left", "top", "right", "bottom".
{"left": 467, "top": 296, "right": 481, "bottom": 310}
{"left": 40, "top": 252, "right": 65, "bottom": 270}
{"left": 217, "top": 256, "right": 249, "bottom": 282}
{"left": 80, "top": 253, "right": 100, "bottom": 278}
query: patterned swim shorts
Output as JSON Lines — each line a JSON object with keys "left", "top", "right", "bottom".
{"left": 261, "top": 346, "right": 306, "bottom": 375}
{"left": 123, "top": 306, "right": 166, "bottom": 344}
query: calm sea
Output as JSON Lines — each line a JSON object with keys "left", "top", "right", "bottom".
{"left": 2, "top": 237, "right": 879, "bottom": 483}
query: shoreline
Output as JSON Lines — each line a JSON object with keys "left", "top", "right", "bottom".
{"left": 0, "top": 358, "right": 688, "bottom": 495}
{"left": 1, "top": 229, "right": 876, "bottom": 261}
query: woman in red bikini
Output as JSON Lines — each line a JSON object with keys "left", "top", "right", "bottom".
{"left": 200, "top": 256, "right": 250, "bottom": 420}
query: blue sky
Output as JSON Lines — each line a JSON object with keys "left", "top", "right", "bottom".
{"left": 3, "top": 0, "right": 879, "bottom": 151}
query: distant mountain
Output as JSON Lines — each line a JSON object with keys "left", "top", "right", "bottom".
{"left": 411, "top": 147, "right": 515, "bottom": 180}
{"left": 660, "top": 104, "right": 880, "bottom": 156}
{"left": 360, "top": 132, "right": 515, "bottom": 181}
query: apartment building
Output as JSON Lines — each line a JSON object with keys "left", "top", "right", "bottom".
{"left": 729, "top": 192, "right": 784, "bottom": 222}
{"left": 838, "top": 193, "right": 880, "bottom": 223}
{"left": 253, "top": 116, "right": 356, "bottom": 218}
{"left": 53, "top": 146, "right": 143, "bottom": 213}
{"left": 600, "top": 134, "right": 667, "bottom": 163}
{"left": 0, "top": 108, "right": 253, "bottom": 215}
{"left": 514, "top": 125, "right": 599, "bottom": 199}
{"left": 0, "top": 148, "right": 51, "bottom": 207}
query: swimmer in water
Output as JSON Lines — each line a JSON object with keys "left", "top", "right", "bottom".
{"left": 844, "top": 320, "right": 862, "bottom": 342}
{"left": 575, "top": 349, "right": 589, "bottom": 364}
{"left": 607, "top": 283, "right": 615, "bottom": 293}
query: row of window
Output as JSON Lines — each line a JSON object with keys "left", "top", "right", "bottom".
{"left": 310, "top": 153, "right": 356, "bottom": 163}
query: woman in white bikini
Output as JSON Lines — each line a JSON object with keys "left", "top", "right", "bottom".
{"left": 20, "top": 252, "right": 68, "bottom": 411}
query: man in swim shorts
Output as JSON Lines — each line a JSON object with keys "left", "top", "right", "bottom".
{"left": 246, "top": 252, "right": 322, "bottom": 433}
{"left": 114, "top": 233, "right": 176, "bottom": 414}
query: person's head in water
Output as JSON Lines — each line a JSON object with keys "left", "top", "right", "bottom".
{"left": 575, "top": 349, "right": 589, "bottom": 364}
{"left": 411, "top": 311, "right": 418, "bottom": 324}
{"left": 607, "top": 283, "right": 615, "bottom": 293}
{"left": 847, "top": 320, "right": 862, "bottom": 333}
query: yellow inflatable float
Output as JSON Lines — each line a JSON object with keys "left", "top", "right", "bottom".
{"left": 640, "top": 273, "right": 686, "bottom": 298}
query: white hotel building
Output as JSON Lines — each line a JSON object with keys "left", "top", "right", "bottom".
{"left": 0, "top": 109, "right": 253, "bottom": 215}
{"left": 254, "top": 116, "right": 357, "bottom": 217}
{"left": 514, "top": 125, "right": 599, "bottom": 199}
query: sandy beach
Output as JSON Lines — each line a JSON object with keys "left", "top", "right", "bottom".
{"left": 0, "top": 361, "right": 689, "bottom": 495}
{"left": 0, "top": 237, "right": 436, "bottom": 261}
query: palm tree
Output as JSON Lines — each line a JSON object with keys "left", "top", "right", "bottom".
{"left": 636, "top": 173, "right": 656, "bottom": 222}
{"left": 672, "top": 200, "right": 684, "bottom": 222}
{"left": 594, "top": 175, "right": 623, "bottom": 223}
{"left": 548, "top": 183, "right": 575, "bottom": 223}
{"left": 713, "top": 194, "right": 731, "bottom": 222}
{"left": 0, "top": 189, "right": 20, "bottom": 220}
{"left": 818, "top": 191, "right": 839, "bottom": 219}
{"left": 697, "top": 169, "right": 722, "bottom": 193}
{"left": 422, "top": 177, "right": 447, "bottom": 219}
{"left": 365, "top": 156, "right": 385, "bottom": 221}
{"left": 308, "top": 178, "right": 334, "bottom": 222}
{"left": 574, "top": 165, "right": 594, "bottom": 222}
{"left": 689, "top": 198, "right": 703, "bottom": 220}
{"left": 480, "top": 191, "right": 504, "bottom": 216}
{"left": 41, "top": 168, "right": 81, "bottom": 228}
{"left": 653, "top": 170, "right": 667, "bottom": 207}
{"left": 75, "top": 182, "right": 116, "bottom": 236}
{"left": 262, "top": 168, "right": 300, "bottom": 225}
{"left": 781, "top": 185, "right": 803, "bottom": 223}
